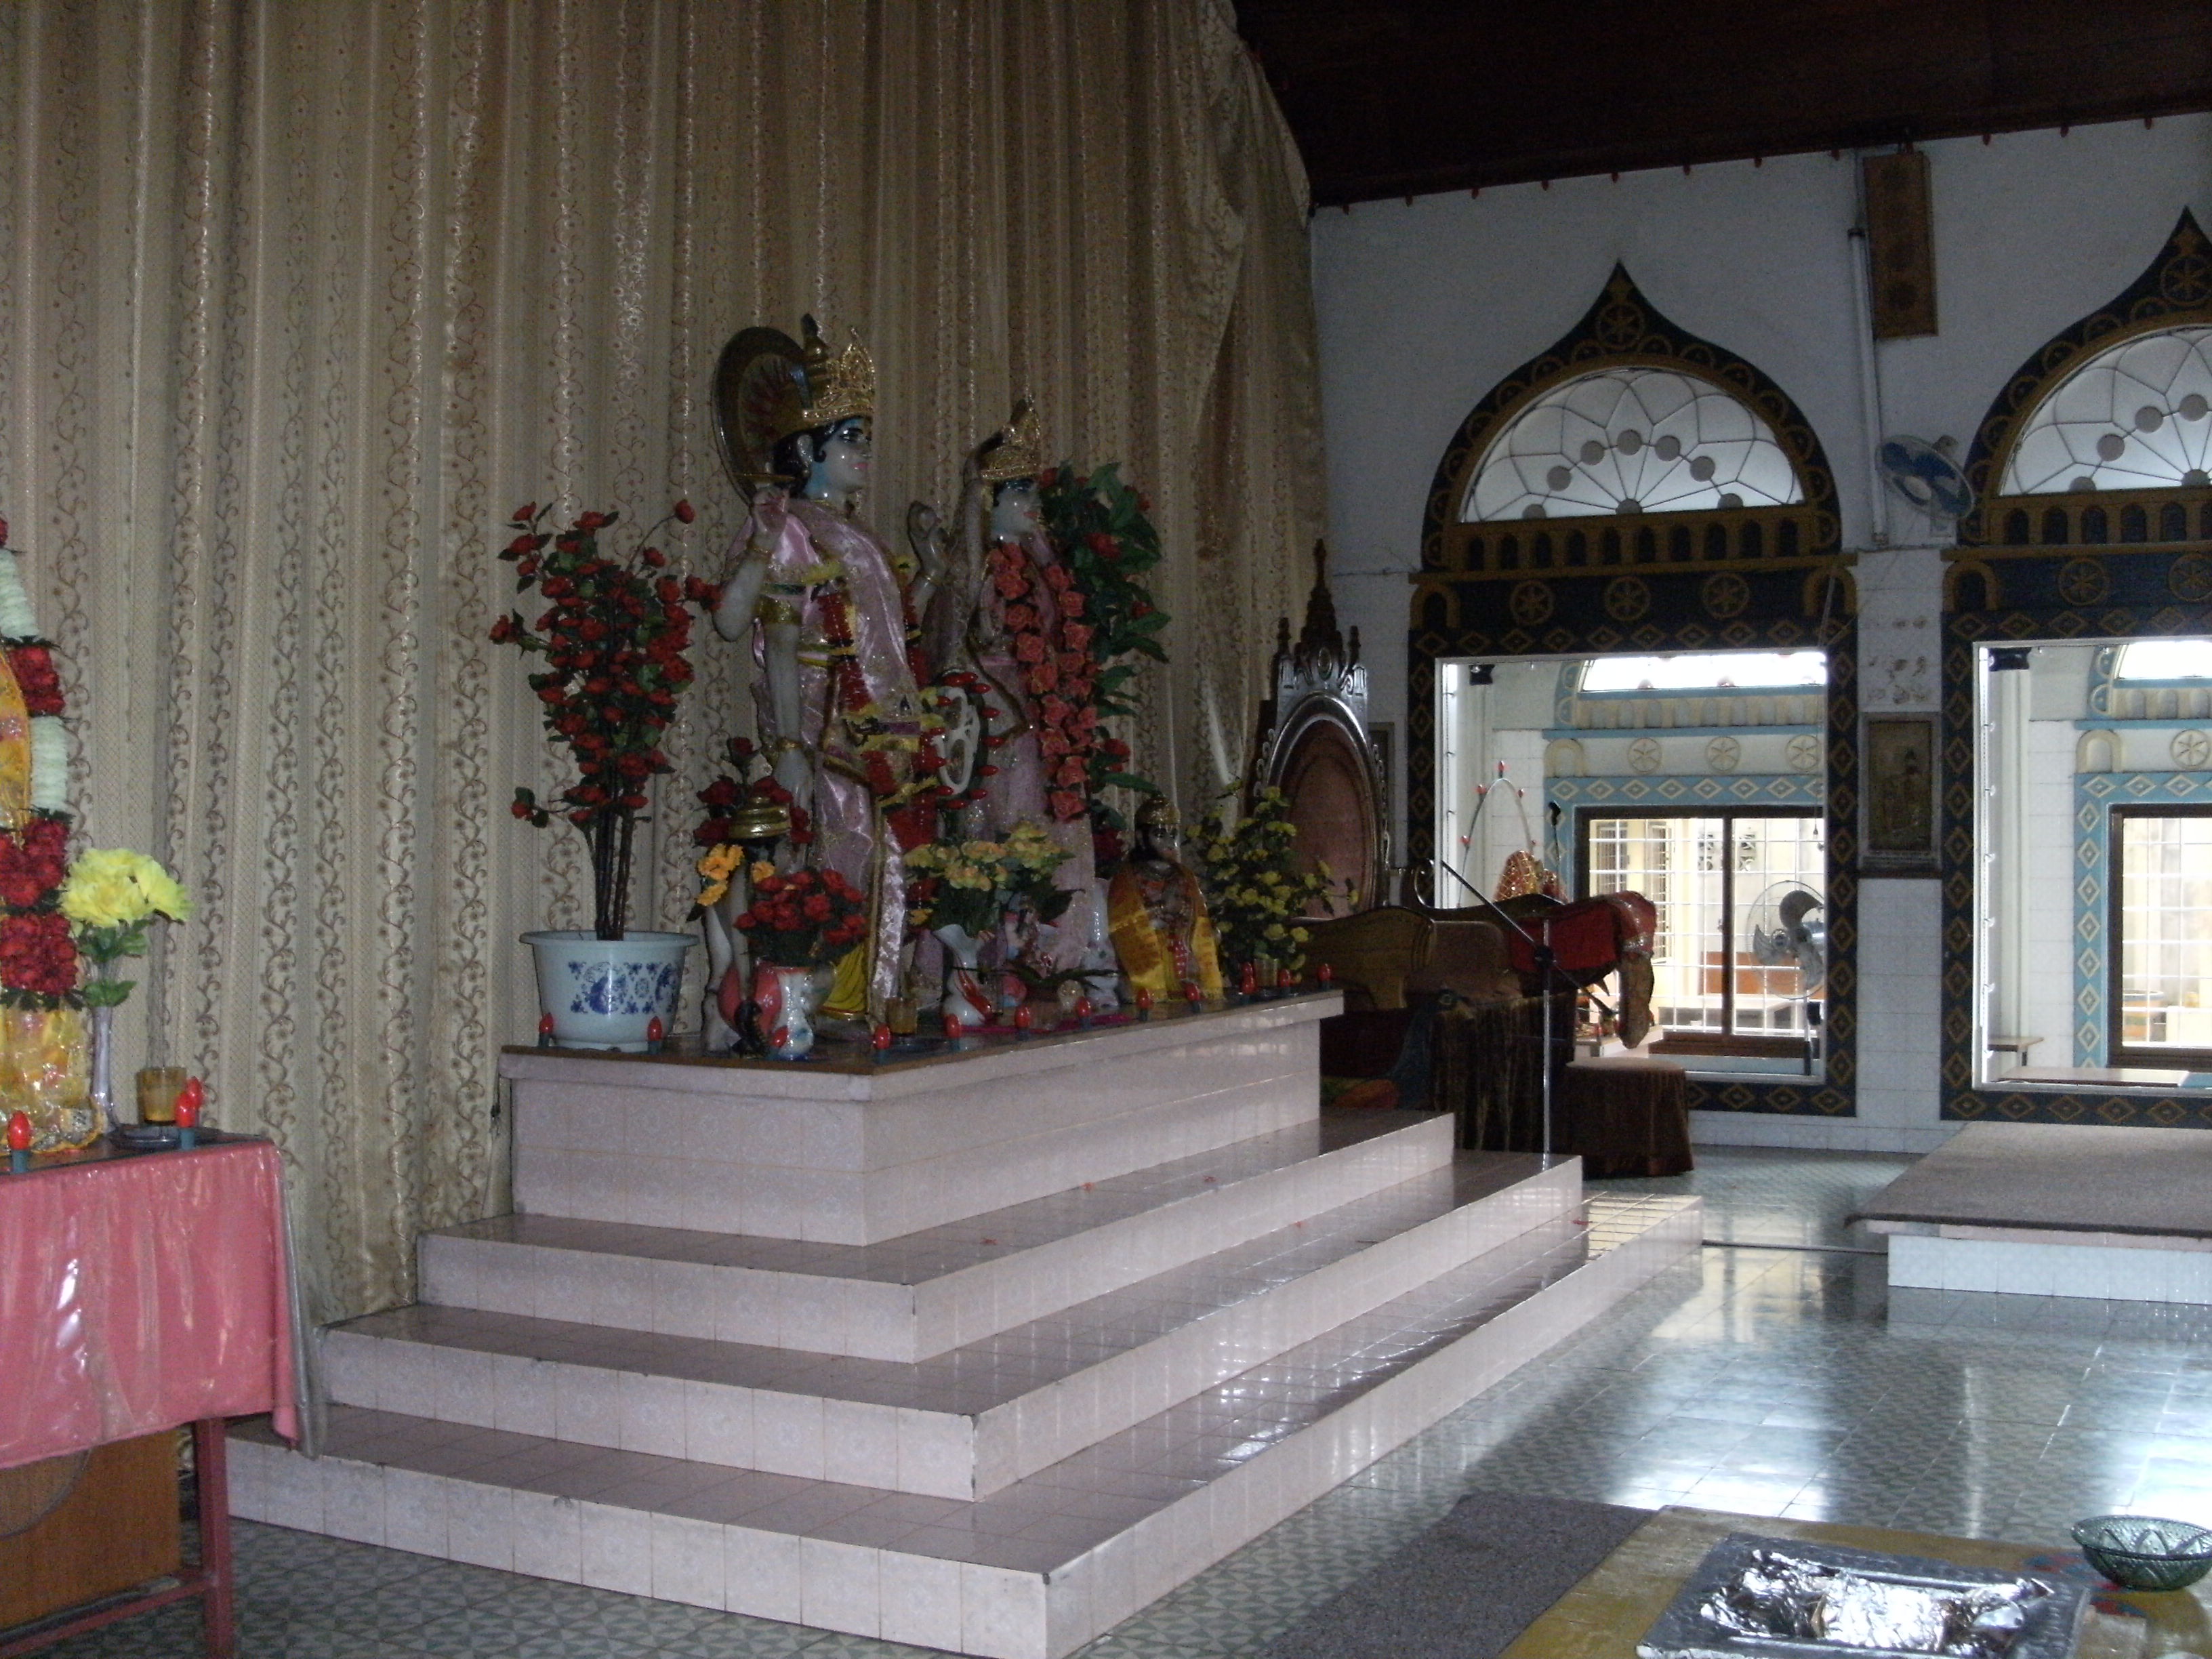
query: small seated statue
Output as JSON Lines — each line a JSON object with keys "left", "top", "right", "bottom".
{"left": 1107, "top": 795, "right": 1223, "bottom": 1000}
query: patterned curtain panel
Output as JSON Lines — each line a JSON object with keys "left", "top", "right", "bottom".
{"left": 0, "top": 0, "right": 1323, "bottom": 1322}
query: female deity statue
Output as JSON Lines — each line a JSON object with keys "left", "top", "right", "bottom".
{"left": 1107, "top": 795, "right": 1223, "bottom": 1000}
{"left": 708, "top": 318, "right": 941, "bottom": 1028}
{"left": 919, "top": 400, "right": 1099, "bottom": 976}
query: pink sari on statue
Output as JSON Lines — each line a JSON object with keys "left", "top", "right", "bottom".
{"left": 742, "top": 493, "right": 928, "bottom": 1017}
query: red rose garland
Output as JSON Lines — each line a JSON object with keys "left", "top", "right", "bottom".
{"left": 989, "top": 543, "right": 1099, "bottom": 824}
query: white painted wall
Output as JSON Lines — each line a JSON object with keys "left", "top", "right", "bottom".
{"left": 1309, "top": 114, "right": 2212, "bottom": 1149}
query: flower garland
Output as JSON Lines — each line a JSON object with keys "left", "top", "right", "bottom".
{"left": 1037, "top": 464, "right": 1168, "bottom": 860}
{"left": 988, "top": 542, "right": 1097, "bottom": 823}
{"left": 0, "top": 520, "right": 78, "bottom": 1007}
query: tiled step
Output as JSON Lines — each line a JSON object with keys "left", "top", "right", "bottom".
{"left": 422, "top": 1111, "right": 1454, "bottom": 1361}
{"left": 331, "top": 1153, "right": 1579, "bottom": 1499}
{"left": 235, "top": 1193, "right": 1702, "bottom": 1659}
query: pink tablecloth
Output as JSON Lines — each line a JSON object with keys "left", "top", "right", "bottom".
{"left": 0, "top": 1139, "right": 298, "bottom": 1469}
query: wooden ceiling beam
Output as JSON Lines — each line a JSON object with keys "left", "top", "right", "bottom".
{"left": 1238, "top": 1, "right": 2212, "bottom": 206}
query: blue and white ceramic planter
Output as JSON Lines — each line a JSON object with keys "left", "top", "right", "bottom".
{"left": 523, "top": 929, "right": 695, "bottom": 1051}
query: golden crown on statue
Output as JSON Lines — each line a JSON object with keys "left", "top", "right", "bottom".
{"left": 795, "top": 314, "right": 876, "bottom": 432}
{"left": 977, "top": 396, "right": 1044, "bottom": 485}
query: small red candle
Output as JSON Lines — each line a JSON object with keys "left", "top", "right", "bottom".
{"left": 1240, "top": 962, "right": 1258, "bottom": 997}
{"left": 1317, "top": 962, "right": 1334, "bottom": 986}
{"left": 1277, "top": 966, "right": 1294, "bottom": 991}
{"left": 175, "top": 1079, "right": 204, "bottom": 1129}
{"left": 872, "top": 1023, "right": 893, "bottom": 1052}
{"left": 646, "top": 1016, "right": 665, "bottom": 1053}
{"left": 1182, "top": 979, "right": 1201, "bottom": 1007}
{"left": 537, "top": 1012, "right": 556, "bottom": 1048}
{"left": 1135, "top": 986, "right": 1153, "bottom": 1021}
{"left": 1012, "top": 1003, "right": 1033, "bottom": 1033}
{"left": 6, "top": 1111, "right": 29, "bottom": 1151}
{"left": 1074, "top": 995, "right": 1094, "bottom": 1021}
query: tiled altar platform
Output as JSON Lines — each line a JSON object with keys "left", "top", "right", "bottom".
{"left": 1858, "top": 1122, "right": 2212, "bottom": 1303}
{"left": 230, "top": 998, "right": 1700, "bottom": 1658}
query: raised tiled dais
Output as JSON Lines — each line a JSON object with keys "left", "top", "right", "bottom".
{"left": 240, "top": 1004, "right": 1701, "bottom": 1658}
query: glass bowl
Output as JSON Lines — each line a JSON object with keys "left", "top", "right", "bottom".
{"left": 2071, "top": 1514, "right": 2212, "bottom": 1592}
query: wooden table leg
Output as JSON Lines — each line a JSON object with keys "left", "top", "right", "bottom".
{"left": 190, "top": 1420, "right": 234, "bottom": 1659}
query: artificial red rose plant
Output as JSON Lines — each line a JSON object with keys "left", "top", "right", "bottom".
{"left": 490, "top": 500, "right": 697, "bottom": 940}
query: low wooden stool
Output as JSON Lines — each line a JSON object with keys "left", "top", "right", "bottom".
{"left": 1557, "top": 1054, "right": 1693, "bottom": 1178}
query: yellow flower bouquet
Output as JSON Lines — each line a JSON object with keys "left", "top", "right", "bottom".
{"left": 905, "top": 823, "right": 1072, "bottom": 938}
{"left": 62, "top": 848, "right": 192, "bottom": 1008}
{"left": 1193, "top": 788, "right": 1338, "bottom": 973}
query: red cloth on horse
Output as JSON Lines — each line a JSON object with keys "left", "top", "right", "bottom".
{"left": 1503, "top": 892, "right": 1655, "bottom": 977}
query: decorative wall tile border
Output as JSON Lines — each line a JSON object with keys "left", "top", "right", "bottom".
{"left": 1407, "top": 566, "right": 1857, "bottom": 1118}
{"left": 1943, "top": 579, "right": 2212, "bottom": 1127}
{"left": 2070, "top": 771, "right": 2212, "bottom": 1066}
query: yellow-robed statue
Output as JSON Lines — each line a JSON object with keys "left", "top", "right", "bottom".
{"left": 1107, "top": 796, "right": 1222, "bottom": 1000}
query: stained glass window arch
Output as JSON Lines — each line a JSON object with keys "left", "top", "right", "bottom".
{"left": 1460, "top": 365, "right": 1804, "bottom": 523}
{"left": 2001, "top": 327, "right": 2212, "bottom": 495}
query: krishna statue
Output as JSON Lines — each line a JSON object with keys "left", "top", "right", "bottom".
{"left": 708, "top": 318, "right": 945, "bottom": 1026}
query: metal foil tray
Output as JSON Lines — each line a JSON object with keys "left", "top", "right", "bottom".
{"left": 1637, "top": 1534, "right": 2089, "bottom": 1659}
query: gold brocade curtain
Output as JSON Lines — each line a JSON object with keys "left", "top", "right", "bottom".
{"left": 0, "top": 0, "right": 1323, "bottom": 1322}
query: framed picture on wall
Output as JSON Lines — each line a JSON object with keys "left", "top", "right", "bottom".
{"left": 1862, "top": 714, "right": 1938, "bottom": 875}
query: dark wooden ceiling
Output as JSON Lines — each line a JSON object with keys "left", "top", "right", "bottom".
{"left": 1235, "top": 1, "right": 2212, "bottom": 207}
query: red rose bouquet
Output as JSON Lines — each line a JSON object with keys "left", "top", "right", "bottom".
{"left": 733, "top": 867, "right": 866, "bottom": 968}
{"left": 491, "top": 499, "right": 697, "bottom": 939}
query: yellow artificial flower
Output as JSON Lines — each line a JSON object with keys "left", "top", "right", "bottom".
{"left": 61, "top": 848, "right": 192, "bottom": 930}
{"left": 695, "top": 844, "right": 746, "bottom": 908}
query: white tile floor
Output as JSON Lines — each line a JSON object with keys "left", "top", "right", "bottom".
{"left": 51, "top": 1145, "right": 2212, "bottom": 1658}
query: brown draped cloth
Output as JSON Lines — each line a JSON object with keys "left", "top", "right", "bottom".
{"left": 1433, "top": 991, "right": 1578, "bottom": 1153}
{"left": 1555, "top": 1055, "right": 1694, "bottom": 1178}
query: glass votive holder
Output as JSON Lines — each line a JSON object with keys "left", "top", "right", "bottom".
{"left": 137, "top": 1065, "right": 187, "bottom": 1124}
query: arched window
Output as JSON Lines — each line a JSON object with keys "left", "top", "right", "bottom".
{"left": 2000, "top": 328, "right": 2212, "bottom": 495}
{"left": 1464, "top": 367, "right": 1803, "bottom": 523}
{"left": 1963, "top": 213, "right": 2212, "bottom": 551}
{"left": 1422, "top": 268, "right": 1838, "bottom": 576}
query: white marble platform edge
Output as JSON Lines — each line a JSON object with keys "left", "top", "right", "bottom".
{"left": 1887, "top": 1232, "right": 2212, "bottom": 1304}
{"left": 421, "top": 1113, "right": 1458, "bottom": 1361}
{"left": 497, "top": 995, "right": 1343, "bottom": 1101}
{"left": 514, "top": 1071, "right": 1319, "bottom": 1244}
